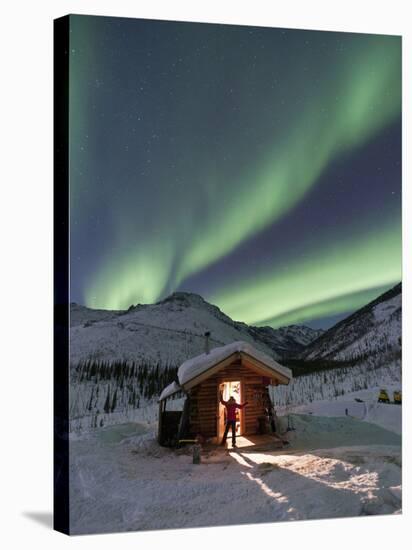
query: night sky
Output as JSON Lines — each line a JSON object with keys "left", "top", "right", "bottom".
{"left": 69, "top": 15, "right": 401, "bottom": 329}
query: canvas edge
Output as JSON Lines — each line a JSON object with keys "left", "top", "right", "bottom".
{"left": 53, "top": 14, "right": 70, "bottom": 536}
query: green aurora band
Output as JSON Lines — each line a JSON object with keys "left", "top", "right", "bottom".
{"left": 209, "top": 218, "right": 401, "bottom": 327}
{"left": 70, "top": 22, "right": 401, "bottom": 325}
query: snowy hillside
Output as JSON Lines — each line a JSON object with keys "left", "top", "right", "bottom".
{"left": 69, "top": 292, "right": 323, "bottom": 366}
{"left": 69, "top": 286, "right": 402, "bottom": 432}
{"left": 271, "top": 357, "right": 401, "bottom": 410}
{"left": 70, "top": 303, "right": 124, "bottom": 327}
{"left": 249, "top": 324, "right": 324, "bottom": 358}
{"left": 300, "top": 283, "right": 401, "bottom": 362}
{"left": 70, "top": 292, "right": 275, "bottom": 365}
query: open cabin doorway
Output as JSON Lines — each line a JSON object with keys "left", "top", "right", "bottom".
{"left": 218, "top": 380, "right": 243, "bottom": 440}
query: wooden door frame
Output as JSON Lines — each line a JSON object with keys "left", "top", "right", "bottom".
{"left": 217, "top": 381, "right": 225, "bottom": 440}
{"left": 216, "top": 379, "right": 245, "bottom": 438}
{"left": 240, "top": 380, "right": 245, "bottom": 436}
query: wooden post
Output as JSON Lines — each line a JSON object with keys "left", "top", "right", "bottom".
{"left": 157, "top": 400, "right": 165, "bottom": 445}
{"left": 265, "top": 387, "right": 277, "bottom": 433}
{"left": 193, "top": 444, "right": 201, "bottom": 464}
{"left": 177, "top": 395, "right": 190, "bottom": 441}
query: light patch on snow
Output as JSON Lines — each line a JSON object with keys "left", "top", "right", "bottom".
{"left": 69, "top": 413, "right": 401, "bottom": 534}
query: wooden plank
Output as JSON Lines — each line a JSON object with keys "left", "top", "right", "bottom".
{"left": 196, "top": 394, "right": 218, "bottom": 399}
{"left": 197, "top": 393, "right": 217, "bottom": 399}
{"left": 197, "top": 398, "right": 217, "bottom": 401}
{"left": 196, "top": 394, "right": 216, "bottom": 399}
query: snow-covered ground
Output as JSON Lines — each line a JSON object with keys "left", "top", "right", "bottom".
{"left": 285, "top": 386, "right": 402, "bottom": 435}
{"left": 69, "top": 395, "right": 401, "bottom": 534}
{"left": 69, "top": 352, "right": 401, "bottom": 433}
{"left": 66, "top": 285, "right": 402, "bottom": 534}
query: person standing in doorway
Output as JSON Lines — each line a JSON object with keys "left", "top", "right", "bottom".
{"left": 219, "top": 393, "right": 248, "bottom": 447}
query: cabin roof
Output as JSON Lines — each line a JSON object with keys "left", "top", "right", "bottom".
{"left": 177, "top": 340, "right": 292, "bottom": 388}
{"left": 158, "top": 381, "right": 181, "bottom": 402}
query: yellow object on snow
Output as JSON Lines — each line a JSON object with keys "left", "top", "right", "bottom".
{"left": 393, "top": 390, "right": 402, "bottom": 404}
{"left": 378, "top": 389, "right": 390, "bottom": 403}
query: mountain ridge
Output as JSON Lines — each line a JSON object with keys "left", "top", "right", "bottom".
{"left": 299, "top": 283, "right": 401, "bottom": 361}
{"left": 69, "top": 283, "right": 401, "bottom": 368}
{"left": 69, "top": 291, "right": 323, "bottom": 365}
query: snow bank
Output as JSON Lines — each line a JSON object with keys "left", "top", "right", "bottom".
{"left": 364, "top": 401, "right": 402, "bottom": 435}
{"left": 280, "top": 386, "right": 402, "bottom": 436}
{"left": 69, "top": 397, "right": 185, "bottom": 435}
{"left": 335, "top": 387, "right": 402, "bottom": 434}
{"left": 276, "top": 413, "right": 401, "bottom": 451}
{"left": 69, "top": 415, "right": 401, "bottom": 534}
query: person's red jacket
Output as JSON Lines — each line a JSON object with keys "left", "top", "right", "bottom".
{"left": 220, "top": 397, "right": 248, "bottom": 421}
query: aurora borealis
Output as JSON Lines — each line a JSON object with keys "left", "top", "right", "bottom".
{"left": 69, "top": 16, "right": 401, "bottom": 328}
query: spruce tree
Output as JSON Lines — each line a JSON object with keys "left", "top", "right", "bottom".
{"left": 111, "top": 389, "right": 117, "bottom": 413}
{"left": 104, "top": 386, "right": 111, "bottom": 414}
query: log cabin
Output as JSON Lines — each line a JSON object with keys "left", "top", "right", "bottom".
{"left": 158, "top": 340, "right": 292, "bottom": 446}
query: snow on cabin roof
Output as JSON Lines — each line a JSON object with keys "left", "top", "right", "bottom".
{"left": 177, "top": 340, "right": 292, "bottom": 387}
{"left": 158, "top": 381, "right": 181, "bottom": 402}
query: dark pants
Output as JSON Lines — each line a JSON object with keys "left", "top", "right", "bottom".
{"left": 222, "top": 420, "right": 236, "bottom": 445}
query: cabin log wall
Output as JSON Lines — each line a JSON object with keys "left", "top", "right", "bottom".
{"left": 188, "top": 359, "right": 272, "bottom": 437}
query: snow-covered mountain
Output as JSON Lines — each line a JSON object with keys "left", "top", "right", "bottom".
{"left": 68, "top": 286, "right": 402, "bottom": 433}
{"left": 299, "top": 283, "right": 402, "bottom": 362}
{"left": 249, "top": 324, "right": 324, "bottom": 358}
{"left": 69, "top": 292, "right": 322, "bottom": 366}
{"left": 70, "top": 303, "right": 123, "bottom": 327}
